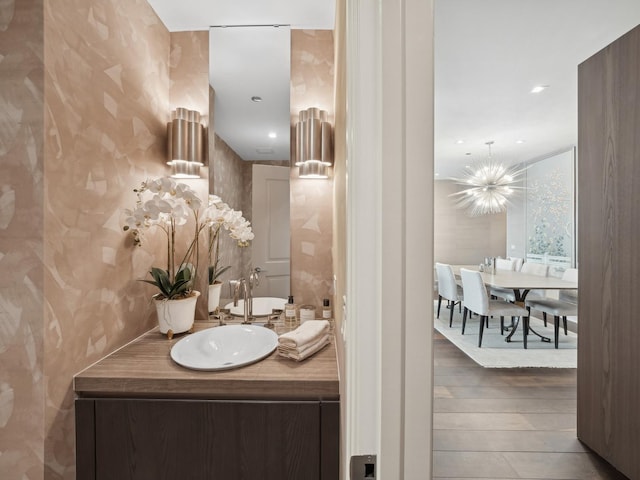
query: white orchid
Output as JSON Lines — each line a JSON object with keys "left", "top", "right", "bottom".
{"left": 231, "top": 223, "right": 255, "bottom": 245}
{"left": 124, "top": 179, "right": 254, "bottom": 296}
{"left": 123, "top": 177, "right": 205, "bottom": 299}
{"left": 203, "top": 194, "right": 253, "bottom": 284}
{"left": 124, "top": 178, "right": 200, "bottom": 244}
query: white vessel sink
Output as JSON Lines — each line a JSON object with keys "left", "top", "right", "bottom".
{"left": 224, "top": 297, "right": 287, "bottom": 318}
{"left": 170, "top": 325, "right": 278, "bottom": 371}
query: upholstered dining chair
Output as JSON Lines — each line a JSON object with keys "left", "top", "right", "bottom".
{"left": 508, "top": 257, "right": 524, "bottom": 271}
{"left": 525, "top": 268, "right": 578, "bottom": 348}
{"left": 558, "top": 268, "right": 579, "bottom": 303}
{"left": 436, "top": 262, "right": 464, "bottom": 327}
{"left": 520, "top": 261, "right": 550, "bottom": 277}
{"left": 460, "top": 268, "right": 529, "bottom": 348}
{"left": 495, "top": 258, "right": 516, "bottom": 271}
{"left": 489, "top": 258, "right": 517, "bottom": 300}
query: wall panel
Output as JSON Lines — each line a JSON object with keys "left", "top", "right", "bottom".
{"left": 577, "top": 23, "right": 640, "bottom": 479}
{"left": 169, "top": 31, "right": 210, "bottom": 318}
{"left": 290, "top": 30, "right": 335, "bottom": 310}
{"left": 434, "top": 180, "right": 506, "bottom": 265}
{"left": 0, "top": 0, "right": 45, "bottom": 478}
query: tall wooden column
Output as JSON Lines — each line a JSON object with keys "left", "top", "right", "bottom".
{"left": 577, "top": 23, "right": 640, "bottom": 480}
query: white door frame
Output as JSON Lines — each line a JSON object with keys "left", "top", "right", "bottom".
{"left": 345, "top": 0, "right": 434, "bottom": 478}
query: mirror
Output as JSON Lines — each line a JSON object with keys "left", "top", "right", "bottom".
{"left": 208, "top": 26, "right": 292, "bottom": 304}
{"left": 209, "top": 26, "right": 291, "bottom": 162}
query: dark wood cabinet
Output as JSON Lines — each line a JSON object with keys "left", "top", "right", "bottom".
{"left": 73, "top": 324, "right": 340, "bottom": 479}
{"left": 76, "top": 398, "right": 339, "bottom": 480}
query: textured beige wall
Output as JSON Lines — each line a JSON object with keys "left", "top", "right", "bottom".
{"left": 0, "top": 0, "right": 45, "bottom": 478}
{"left": 169, "top": 31, "right": 210, "bottom": 318}
{"left": 43, "top": 0, "right": 170, "bottom": 478}
{"left": 434, "top": 180, "right": 507, "bottom": 265}
{"left": 290, "top": 30, "right": 335, "bottom": 311}
{"left": 170, "top": 31, "right": 209, "bottom": 126}
{"left": 291, "top": 30, "right": 335, "bottom": 119}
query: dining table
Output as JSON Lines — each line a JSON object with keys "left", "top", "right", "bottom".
{"left": 451, "top": 264, "right": 578, "bottom": 344}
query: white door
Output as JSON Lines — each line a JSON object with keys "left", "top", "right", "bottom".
{"left": 251, "top": 164, "right": 290, "bottom": 298}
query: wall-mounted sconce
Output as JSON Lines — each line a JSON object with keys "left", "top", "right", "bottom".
{"left": 167, "top": 107, "right": 204, "bottom": 178}
{"left": 295, "top": 107, "right": 332, "bottom": 179}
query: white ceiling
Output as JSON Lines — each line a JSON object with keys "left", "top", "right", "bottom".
{"left": 148, "top": 0, "right": 640, "bottom": 173}
{"left": 435, "top": 0, "right": 640, "bottom": 178}
{"left": 146, "top": 0, "right": 335, "bottom": 31}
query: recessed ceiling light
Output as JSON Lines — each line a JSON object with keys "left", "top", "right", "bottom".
{"left": 516, "top": 139, "right": 525, "bottom": 144}
{"left": 435, "top": 173, "right": 440, "bottom": 176}
{"left": 455, "top": 139, "right": 464, "bottom": 144}
{"left": 268, "top": 132, "right": 277, "bottom": 139}
{"left": 251, "top": 96, "right": 263, "bottom": 102}
{"left": 465, "top": 152, "right": 472, "bottom": 156}
{"left": 530, "top": 85, "right": 549, "bottom": 94}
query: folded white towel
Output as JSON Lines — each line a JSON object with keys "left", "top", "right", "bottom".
{"left": 278, "top": 320, "right": 329, "bottom": 349}
{"left": 278, "top": 331, "right": 329, "bottom": 353}
{"left": 278, "top": 334, "right": 330, "bottom": 361}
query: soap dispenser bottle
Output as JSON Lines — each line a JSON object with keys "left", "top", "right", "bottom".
{"left": 284, "top": 295, "right": 297, "bottom": 328}
{"left": 322, "top": 298, "right": 334, "bottom": 333}
{"left": 322, "top": 298, "right": 332, "bottom": 319}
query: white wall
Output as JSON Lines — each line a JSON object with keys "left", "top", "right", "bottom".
{"left": 346, "top": 0, "right": 434, "bottom": 478}
{"left": 506, "top": 177, "right": 526, "bottom": 259}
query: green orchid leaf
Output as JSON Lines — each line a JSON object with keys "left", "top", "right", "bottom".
{"left": 209, "top": 259, "right": 231, "bottom": 284}
{"left": 139, "top": 279, "right": 161, "bottom": 289}
{"left": 154, "top": 269, "right": 173, "bottom": 295}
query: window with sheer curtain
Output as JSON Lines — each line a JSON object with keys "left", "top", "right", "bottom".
{"left": 507, "top": 148, "right": 576, "bottom": 276}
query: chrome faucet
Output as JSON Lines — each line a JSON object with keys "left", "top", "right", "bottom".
{"left": 231, "top": 269, "right": 261, "bottom": 324}
{"left": 248, "top": 267, "right": 262, "bottom": 318}
{"left": 232, "top": 278, "right": 251, "bottom": 324}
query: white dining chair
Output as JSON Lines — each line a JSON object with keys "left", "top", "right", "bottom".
{"left": 460, "top": 268, "right": 529, "bottom": 348}
{"left": 525, "top": 268, "right": 578, "bottom": 348}
{"left": 521, "top": 262, "right": 550, "bottom": 277}
{"left": 495, "top": 258, "right": 516, "bottom": 271}
{"left": 558, "top": 268, "right": 579, "bottom": 303}
{"left": 436, "top": 263, "right": 464, "bottom": 327}
{"left": 508, "top": 257, "right": 524, "bottom": 271}
{"left": 489, "top": 258, "right": 517, "bottom": 300}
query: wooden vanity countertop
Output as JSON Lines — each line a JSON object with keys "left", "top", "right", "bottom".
{"left": 74, "top": 320, "right": 340, "bottom": 401}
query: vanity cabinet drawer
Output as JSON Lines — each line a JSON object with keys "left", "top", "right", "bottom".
{"left": 76, "top": 398, "right": 339, "bottom": 480}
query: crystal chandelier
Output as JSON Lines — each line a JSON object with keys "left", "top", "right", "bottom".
{"left": 450, "top": 141, "right": 525, "bottom": 216}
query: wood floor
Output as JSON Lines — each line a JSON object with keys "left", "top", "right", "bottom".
{"left": 433, "top": 330, "right": 629, "bottom": 480}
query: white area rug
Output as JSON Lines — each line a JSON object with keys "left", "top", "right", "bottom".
{"left": 434, "top": 304, "right": 577, "bottom": 368}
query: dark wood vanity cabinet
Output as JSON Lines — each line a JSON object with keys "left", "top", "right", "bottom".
{"left": 74, "top": 323, "right": 340, "bottom": 479}
{"left": 76, "top": 398, "right": 339, "bottom": 480}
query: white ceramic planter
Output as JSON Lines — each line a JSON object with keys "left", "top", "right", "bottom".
{"left": 154, "top": 290, "right": 200, "bottom": 339}
{"left": 208, "top": 282, "right": 222, "bottom": 313}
